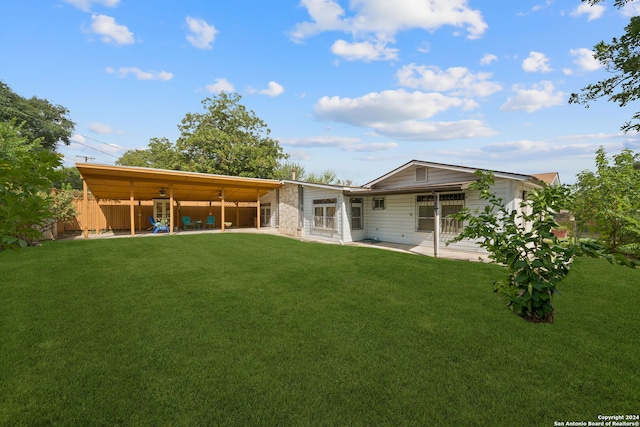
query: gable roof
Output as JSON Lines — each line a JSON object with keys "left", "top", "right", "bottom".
{"left": 531, "top": 172, "right": 560, "bottom": 185}
{"left": 363, "top": 159, "right": 548, "bottom": 188}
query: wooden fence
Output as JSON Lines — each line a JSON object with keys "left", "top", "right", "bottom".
{"left": 61, "top": 198, "right": 260, "bottom": 233}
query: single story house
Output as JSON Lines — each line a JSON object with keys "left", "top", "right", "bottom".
{"left": 75, "top": 160, "right": 558, "bottom": 256}
{"left": 260, "top": 160, "right": 558, "bottom": 256}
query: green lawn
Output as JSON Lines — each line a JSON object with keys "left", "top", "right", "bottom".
{"left": 1, "top": 233, "right": 638, "bottom": 426}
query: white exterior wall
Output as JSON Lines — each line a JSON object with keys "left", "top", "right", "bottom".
{"left": 302, "top": 186, "right": 346, "bottom": 243}
{"left": 260, "top": 191, "right": 277, "bottom": 227}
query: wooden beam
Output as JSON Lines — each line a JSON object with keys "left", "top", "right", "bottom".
{"left": 169, "top": 185, "right": 174, "bottom": 235}
{"left": 221, "top": 189, "right": 225, "bottom": 232}
{"left": 83, "top": 179, "right": 89, "bottom": 239}
{"left": 256, "top": 189, "right": 261, "bottom": 229}
{"left": 130, "top": 181, "right": 135, "bottom": 236}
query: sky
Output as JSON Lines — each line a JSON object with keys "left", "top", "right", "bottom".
{"left": 2, "top": 0, "right": 640, "bottom": 185}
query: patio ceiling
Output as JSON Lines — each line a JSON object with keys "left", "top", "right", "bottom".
{"left": 75, "top": 163, "right": 282, "bottom": 203}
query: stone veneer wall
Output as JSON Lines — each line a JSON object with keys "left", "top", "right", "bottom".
{"left": 277, "top": 182, "right": 303, "bottom": 238}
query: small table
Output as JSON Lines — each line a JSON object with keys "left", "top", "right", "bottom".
{"left": 195, "top": 220, "right": 202, "bottom": 229}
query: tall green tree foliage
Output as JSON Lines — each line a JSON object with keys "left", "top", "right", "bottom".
{"left": 0, "top": 121, "right": 64, "bottom": 250}
{"left": 573, "top": 147, "right": 640, "bottom": 251}
{"left": 0, "top": 81, "right": 75, "bottom": 150}
{"left": 177, "top": 93, "right": 287, "bottom": 178}
{"left": 569, "top": 0, "right": 640, "bottom": 132}
{"left": 448, "top": 171, "right": 633, "bottom": 323}
{"left": 116, "top": 137, "right": 184, "bottom": 170}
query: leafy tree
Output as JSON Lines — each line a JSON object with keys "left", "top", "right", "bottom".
{"left": 305, "top": 169, "right": 353, "bottom": 185}
{"left": 448, "top": 171, "right": 633, "bottom": 323}
{"left": 116, "top": 137, "right": 184, "bottom": 170}
{"left": 0, "top": 121, "right": 64, "bottom": 250}
{"left": 0, "top": 81, "right": 75, "bottom": 150}
{"left": 569, "top": 0, "right": 640, "bottom": 132}
{"left": 53, "top": 166, "right": 83, "bottom": 190}
{"left": 273, "top": 161, "right": 306, "bottom": 181}
{"left": 573, "top": 147, "right": 640, "bottom": 251}
{"left": 176, "top": 92, "right": 288, "bottom": 178}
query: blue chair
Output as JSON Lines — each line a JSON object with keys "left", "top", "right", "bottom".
{"left": 149, "top": 216, "right": 169, "bottom": 234}
{"left": 204, "top": 215, "right": 216, "bottom": 229}
{"left": 182, "top": 215, "right": 195, "bottom": 230}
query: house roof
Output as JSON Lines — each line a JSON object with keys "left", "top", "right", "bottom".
{"left": 530, "top": 172, "right": 560, "bottom": 185}
{"left": 344, "top": 180, "right": 476, "bottom": 197}
{"left": 363, "top": 159, "right": 547, "bottom": 188}
{"left": 75, "top": 163, "right": 282, "bottom": 202}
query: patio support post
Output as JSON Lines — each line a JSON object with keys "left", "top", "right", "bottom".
{"left": 129, "top": 181, "right": 135, "bottom": 236}
{"left": 433, "top": 192, "right": 440, "bottom": 258}
{"left": 235, "top": 202, "right": 239, "bottom": 228}
{"left": 221, "top": 189, "right": 226, "bottom": 231}
{"left": 169, "top": 185, "right": 174, "bottom": 235}
{"left": 256, "top": 190, "right": 261, "bottom": 229}
{"left": 83, "top": 179, "right": 89, "bottom": 239}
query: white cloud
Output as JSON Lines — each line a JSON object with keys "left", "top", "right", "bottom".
{"left": 186, "top": 17, "right": 217, "bottom": 49}
{"left": 372, "top": 120, "right": 496, "bottom": 141}
{"left": 88, "top": 122, "right": 120, "bottom": 134}
{"left": 571, "top": 3, "right": 605, "bottom": 21}
{"left": 522, "top": 51, "right": 552, "bottom": 73}
{"left": 89, "top": 14, "right": 134, "bottom": 46}
{"left": 106, "top": 66, "right": 173, "bottom": 81}
{"left": 480, "top": 53, "right": 497, "bottom": 65}
{"left": 206, "top": 78, "right": 235, "bottom": 93}
{"left": 63, "top": 0, "right": 119, "bottom": 12}
{"left": 314, "top": 89, "right": 467, "bottom": 126}
{"left": 331, "top": 39, "right": 399, "bottom": 61}
{"left": 500, "top": 81, "right": 565, "bottom": 112}
{"left": 570, "top": 47, "right": 601, "bottom": 72}
{"left": 396, "top": 64, "right": 502, "bottom": 97}
{"left": 621, "top": 2, "right": 640, "bottom": 16}
{"left": 290, "top": 0, "right": 487, "bottom": 61}
{"left": 281, "top": 135, "right": 397, "bottom": 152}
{"left": 259, "top": 81, "right": 285, "bottom": 97}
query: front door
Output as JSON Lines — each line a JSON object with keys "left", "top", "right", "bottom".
{"left": 153, "top": 199, "right": 172, "bottom": 223}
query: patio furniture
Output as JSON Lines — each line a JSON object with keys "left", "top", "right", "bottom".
{"left": 182, "top": 216, "right": 195, "bottom": 230}
{"left": 204, "top": 215, "right": 216, "bottom": 229}
{"left": 149, "top": 216, "right": 169, "bottom": 234}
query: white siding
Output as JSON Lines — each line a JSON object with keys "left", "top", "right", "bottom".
{"left": 372, "top": 165, "right": 474, "bottom": 190}
{"left": 260, "top": 191, "right": 277, "bottom": 227}
{"left": 302, "top": 186, "right": 345, "bottom": 243}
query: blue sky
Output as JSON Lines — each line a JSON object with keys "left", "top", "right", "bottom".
{"left": 2, "top": 0, "right": 640, "bottom": 185}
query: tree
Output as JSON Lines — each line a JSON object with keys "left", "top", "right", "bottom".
{"left": 573, "top": 147, "right": 640, "bottom": 251}
{"left": 0, "top": 81, "right": 75, "bottom": 150}
{"left": 569, "top": 0, "right": 640, "bottom": 132}
{"left": 176, "top": 92, "right": 288, "bottom": 178}
{"left": 273, "top": 161, "right": 307, "bottom": 181}
{"left": 0, "top": 121, "right": 64, "bottom": 250}
{"left": 117, "top": 137, "right": 184, "bottom": 170}
{"left": 448, "top": 171, "right": 633, "bottom": 323}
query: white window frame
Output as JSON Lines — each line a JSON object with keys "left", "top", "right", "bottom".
{"left": 350, "top": 198, "right": 363, "bottom": 230}
{"left": 313, "top": 198, "right": 337, "bottom": 230}
{"left": 416, "top": 193, "right": 465, "bottom": 233}
{"left": 373, "top": 197, "right": 385, "bottom": 210}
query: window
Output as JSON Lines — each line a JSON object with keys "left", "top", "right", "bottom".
{"left": 313, "top": 198, "right": 337, "bottom": 230}
{"left": 373, "top": 197, "right": 385, "bottom": 210}
{"left": 260, "top": 203, "right": 271, "bottom": 226}
{"left": 416, "top": 193, "right": 465, "bottom": 233}
{"left": 350, "top": 198, "right": 363, "bottom": 229}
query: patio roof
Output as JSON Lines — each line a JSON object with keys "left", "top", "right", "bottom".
{"left": 75, "top": 163, "right": 282, "bottom": 203}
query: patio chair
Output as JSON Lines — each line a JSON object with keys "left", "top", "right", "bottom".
{"left": 182, "top": 215, "right": 195, "bottom": 230}
{"left": 204, "top": 215, "right": 216, "bottom": 229}
{"left": 149, "top": 216, "right": 169, "bottom": 234}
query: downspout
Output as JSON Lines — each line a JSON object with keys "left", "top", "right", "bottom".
{"left": 434, "top": 192, "right": 440, "bottom": 258}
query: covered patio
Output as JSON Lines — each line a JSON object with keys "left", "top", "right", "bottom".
{"left": 75, "top": 163, "right": 282, "bottom": 239}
